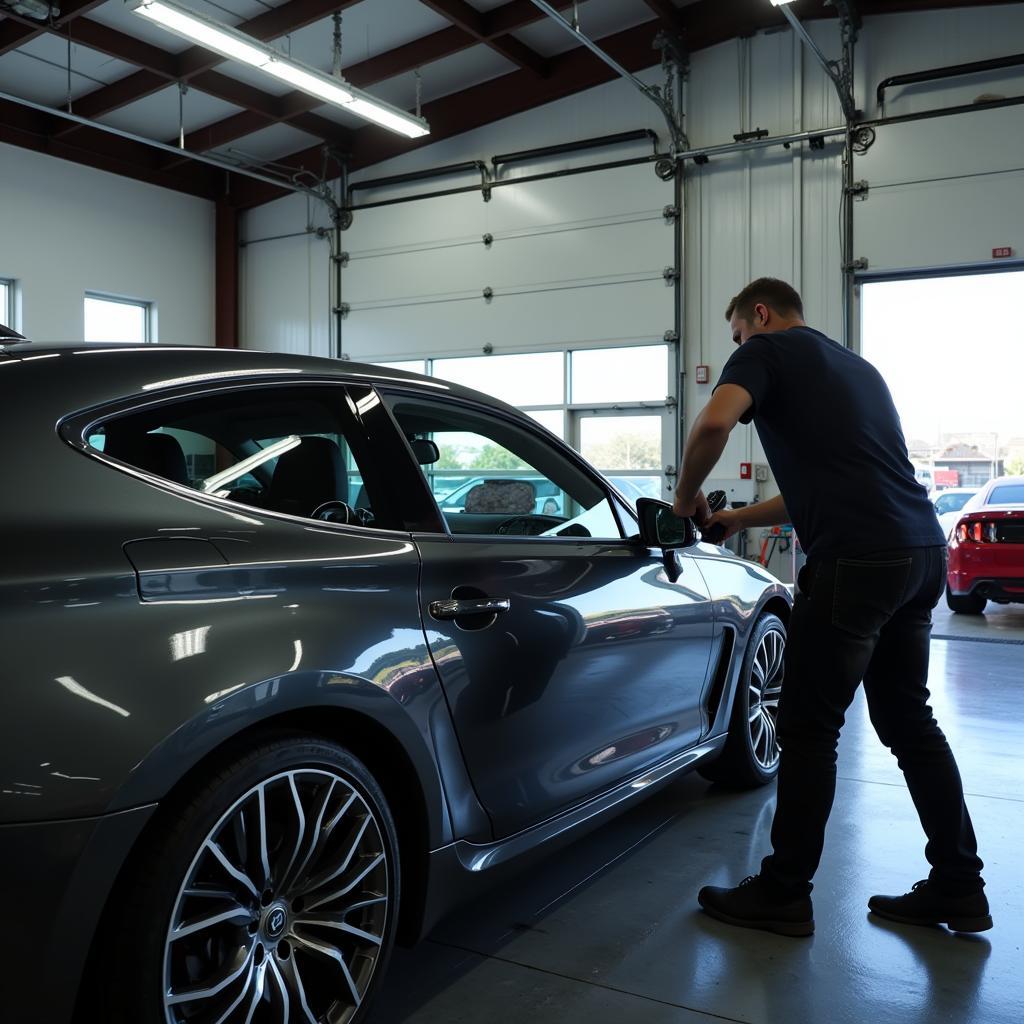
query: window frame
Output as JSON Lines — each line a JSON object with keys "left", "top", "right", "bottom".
{"left": 84, "top": 291, "right": 154, "bottom": 344}
{"left": 0, "top": 277, "right": 16, "bottom": 331}
{"left": 377, "top": 385, "right": 640, "bottom": 545}
{"left": 60, "top": 377, "right": 415, "bottom": 537}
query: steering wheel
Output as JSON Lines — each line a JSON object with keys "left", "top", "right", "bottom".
{"left": 312, "top": 500, "right": 355, "bottom": 523}
{"left": 495, "top": 514, "right": 561, "bottom": 536}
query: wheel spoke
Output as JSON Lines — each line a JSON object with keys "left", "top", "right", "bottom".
{"left": 283, "top": 953, "right": 319, "bottom": 1024}
{"left": 267, "top": 955, "right": 291, "bottom": 1024}
{"left": 257, "top": 784, "right": 272, "bottom": 887}
{"left": 342, "top": 896, "right": 388, "bottom": 914}
{"left": 206, "top": 840, "right": 260, "bottom": 902}
{"left": 283, "top": 777, "right": 336, "bottom": 891}
{"left": 300, "top": 815, "right": 372, "bottom": 901}
{"left": 294, "top": 917, "right": 383, "bottom": 946}
{"left": 170, "top": 905, "right": 252, "bottom": 942}
{"left": 305, "top": 852, "right": 385, "bottom": 912}
{"left": 292, "top": 934, "right": 362, "bottom": 1008}
{"left": 167, "top": 945, "right": 254, "bottom": 1004}
{"left": 292, "top": 786, "right": 357, "bottom": 893}
{"left": 277, "top": 773, "right": 308, "bottom": 890}
{"left": 242, "top": 961, "right": 267, "bottom": 1024}
{"left": 751, "top": 715, "right": 765, "bottom": 755}
{"left": 211, "top": 956, "right": 258, "bottom": 1024}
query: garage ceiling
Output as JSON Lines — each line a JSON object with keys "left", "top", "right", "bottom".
{"left": 0, "top": 0, "right": 1017, "bottom": 207}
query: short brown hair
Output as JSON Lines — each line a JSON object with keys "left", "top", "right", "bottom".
{"left": 725, "top": 277, "right": 804, "bottom": 322}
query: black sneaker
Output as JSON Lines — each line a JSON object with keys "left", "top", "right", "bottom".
{"left": 868, "top": 880, "right": 993, "bottom": 933}
{"left": 698, "top": 875, "right": 814, "bottom": 937}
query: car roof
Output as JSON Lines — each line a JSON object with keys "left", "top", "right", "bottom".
{"left": 0, "top": 342, "right": 525, "bottom": 425}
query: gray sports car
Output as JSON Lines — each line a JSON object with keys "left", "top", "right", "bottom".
{"left": 0, "top": 340, "right": 790, "bottom": 1024}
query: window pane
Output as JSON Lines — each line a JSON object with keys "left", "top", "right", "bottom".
{"left": 580, "top": 415, "right": 662, "bottom": 471}
{"left": 375, "top": 360, "right": 426, "bottom": 374}
{"left": 84, "top": 295, "right": 148, "bottom": 343}
{"left": 571, "top": 346, "right": 667, "bottom": 404}
{"left": 0, "top": 281, "right": 10, "bottom": 326}
{"left": 90, "top": 388, "right": 389, "bottom": 527}
{"left": 433, "top": 353, "right": 563, "bottom": 406}
{"left": 526, "top": 408, "right": 565, "bottom": 439}
{"left": 384, "top": 394, "right": 621, "bottom": 540}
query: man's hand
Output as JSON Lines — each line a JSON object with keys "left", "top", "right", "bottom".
{"left": 703, "top": 508, "right": 743, "bottom": 542}
{"left": 673, "top": 490, "right": 711, "bottom": 525}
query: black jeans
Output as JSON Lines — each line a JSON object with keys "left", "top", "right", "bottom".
{"left": 761, "top": 545, "right": 985, "bottom": 897}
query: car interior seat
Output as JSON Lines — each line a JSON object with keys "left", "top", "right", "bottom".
{"left": 267, "top": 437, "right": 348, "bottom": 518}
{"left": 104, "top": 430, "right": 190, "bottom": 486}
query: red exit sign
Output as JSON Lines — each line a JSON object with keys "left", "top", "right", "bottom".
{"left": 992, "top": 246, "right": 1014, "bottom": 259}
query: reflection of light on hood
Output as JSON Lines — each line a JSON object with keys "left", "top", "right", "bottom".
{"left": 55, "top": 676, "right": 130, "bottom": 717}
{"left": 289, "top": 640, "right": 303, "bottom": 673}
{"left": 171, "top": 626, "right": 210, "bottom": 661}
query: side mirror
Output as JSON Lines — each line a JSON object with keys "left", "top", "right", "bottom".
{"left": 636, "top": 498, "right": 696, "bottom": 549}
{"left": 410, "top": 438, "right": 440, "bottom": 465}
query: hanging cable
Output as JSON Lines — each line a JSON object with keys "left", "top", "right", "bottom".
{"left": 332, "top": 12, "right": 343, "bottom": 78}
{"left": 414, "top": 69, "right": 422, "bottom": 119}
{"left": 178, "top": 81, "right": 187, "bottom": 149}
{"left": 571, "top": 1, "right": 579, "bottom": 31}
{"left": 65, "top": 25, "right": 72, "bottom": 113}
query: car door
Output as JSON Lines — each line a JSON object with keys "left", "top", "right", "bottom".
{"left": 380, "top": 389, "right": 714, "bottom": 839}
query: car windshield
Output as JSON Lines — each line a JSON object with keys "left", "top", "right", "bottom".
{"left": 987, "top": 484, "right": 1024, "bottom": 505}
{"left": 934, "top": 492, "right": 973, "bottom": 515}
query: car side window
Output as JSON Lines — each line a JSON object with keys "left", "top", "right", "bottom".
{"left": 87, "top": 386, "right": 390, "bottom": 528}
{"left": 383, "top": 393, "right": 624, "bottom": 540}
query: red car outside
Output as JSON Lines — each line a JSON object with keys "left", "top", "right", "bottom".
{"left": 946, "top": 476, "right": 1024, "bottom": 614}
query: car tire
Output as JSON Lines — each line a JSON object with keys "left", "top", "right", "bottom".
{"left": 101, "top": 736, "right": 400, "bottom": 1024}
{"left": 698, "top": 613, "right": 785, "bottom": 789}
{"left": 946, "top": 585, "right": 987, "bottom": 615}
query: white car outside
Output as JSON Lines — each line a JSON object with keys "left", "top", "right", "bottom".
{"left": 932, "top": 487, "right": 980, "bottom": 539}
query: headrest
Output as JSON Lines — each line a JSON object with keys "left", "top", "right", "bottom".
{"left": 104, "top": 430, "right": 189, "bottom": 486}
{"left": 269, "top": 436, "right": 348, "bottom": 517}
{"left": 464, "top": 479, "right": 536, "bottom": 515}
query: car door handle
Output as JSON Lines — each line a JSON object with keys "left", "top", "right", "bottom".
{"left": 428, "top": 598, "right": 511, "bottom": 620}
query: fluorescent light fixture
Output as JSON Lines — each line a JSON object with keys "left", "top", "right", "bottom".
{"left": 129, "top": 0, "right": 429, "bottom": 139}
{"left": 769, "top": 0, "right": 795, "bottom": 5}
{"left": 263, "top": 62, "right": 353, "bottom": 106}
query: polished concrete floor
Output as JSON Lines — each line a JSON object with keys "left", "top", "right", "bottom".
{"left": 372, "top": 604, "right": 1024, "bottom": 1024}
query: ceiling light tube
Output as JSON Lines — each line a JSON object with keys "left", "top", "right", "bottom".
{"left": 129, "top": 0, "right": 429, "bottom": 138}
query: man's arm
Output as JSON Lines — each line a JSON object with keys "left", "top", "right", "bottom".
{"left": 700, "top": 494, "right": 789, "bottom": 543}
{"left": 673, "top": 384, "right": 753, "bottom": 517}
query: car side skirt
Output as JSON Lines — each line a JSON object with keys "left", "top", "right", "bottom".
{"left": 410, "top": 736, "right": 724, "bottom": 940}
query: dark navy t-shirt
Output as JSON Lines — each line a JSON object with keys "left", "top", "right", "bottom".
{"left": 715, "top": 326, "right": 944, "bottom": 558}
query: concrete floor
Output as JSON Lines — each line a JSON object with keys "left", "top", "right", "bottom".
{"left": 372, "top": 604, "right": 1023, "bottom": 1024}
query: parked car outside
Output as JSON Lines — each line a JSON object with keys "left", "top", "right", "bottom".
{"left": 0, "top": 341, "right": 791, "bottom": 1024}
{"left": 930, "top": 486, "right": 979, "bottom": 539}
{"left": 437, "top": 473, "right": 656, "bottom": 515}
{"left": 946, "top": 476, "right": 1024, "bottom": 614}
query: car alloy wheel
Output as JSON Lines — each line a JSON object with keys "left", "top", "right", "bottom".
{"left": 747, "top": 624, "right": 784, "bottom": 772}
{"left": 163, "top": 768, "right": 389, "bottom": 1024}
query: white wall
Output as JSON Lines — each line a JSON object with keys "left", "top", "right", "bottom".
{"left": 0, "top": 143, "right": 215, "bottom": 344}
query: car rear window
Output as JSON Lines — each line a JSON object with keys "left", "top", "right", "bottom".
{"left": 988, "top": 485, "right": 1024, "bottom": 505}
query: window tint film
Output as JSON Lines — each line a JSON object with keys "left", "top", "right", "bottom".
{"left": 88, "top": 387, "right": 388, "bottom": 527}
{"left": 384, "top": 394, "right": 622, "bottom": 540}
